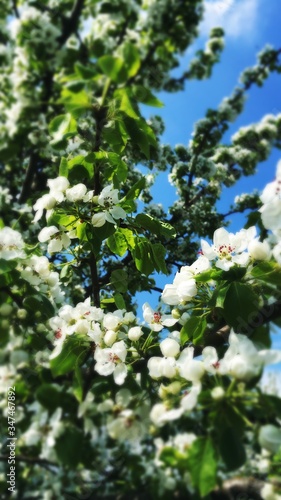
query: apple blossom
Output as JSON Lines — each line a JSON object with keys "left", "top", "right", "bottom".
{"left": 201, "top": 226, "right": 256, "bottom": 271}
{"left": 148, "top": 356, "right": 177, "bottom": 379}
{"left": 38, "top": 226, "right": 71, "bottom": 253}
{"left": 219, "top": 332, "right": 281, "bottom": 381}
{"left": 142, "top": 303, "right": 178, "bottom": 332}
{"left": 161, "top": 259, "right": 208, "bottom": 306}
{"left": 65, "top": 183, "right": 87, "bottom": 202}
{"left": 94, "top": 341, "right": 127, "bottom": 385}
{"left": 177, "top": 346, "right": 205, "bottom": 382}
{"left": 180, "top": 384, "right": 201, "bottom": 411}
{"left": 0, "top": 227, "right": 25, "bottom": 260}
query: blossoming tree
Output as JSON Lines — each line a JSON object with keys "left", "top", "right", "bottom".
{"left": 1, "top": 1, "right": 281, "bottom": 499}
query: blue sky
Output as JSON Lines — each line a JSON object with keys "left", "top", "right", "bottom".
{"left": 143, "top": 0, "right": 281, "bottom": 233}
{"left": 138, "top": 0, "right": 281, "bottom": 361}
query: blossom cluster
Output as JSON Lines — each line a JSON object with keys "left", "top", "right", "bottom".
{"left": 48, "top": 297, "right": 141, "bottom": 384}
{"left": 34, "top": 177, "right": 127, "bottom": 253}
{"left": 0, "top": 226, "right": 64, "bottom": 307}
{"left": 148, "top": 332, "right": 281, "bottom": 426}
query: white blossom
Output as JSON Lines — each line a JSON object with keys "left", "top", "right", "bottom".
{"left": 0, "top": 227, "right": 25, "bottom": 260}
{"left": 65, "top": 183, "right": 87, "bottom": 202}
{"left": 142, "top": 303, "right": 178, "bottom": 332}
{"left": 177, "top": 346, "right": 205, "bottom": 382}
{"left": 258, "top": 424, "right": 281, "bottom": 454}
{"left": 94, "top": 341, "right": 127, "bottom": 384}
{"left": 201, "top": 226, "right": 256, "bottom": 271}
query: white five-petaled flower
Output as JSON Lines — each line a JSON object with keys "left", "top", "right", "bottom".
{"left": 142, "top": 303, "right": 178, "bottom": 332}
{"left": 94, "top": 340, "right": 127, "bottom": 385}
{"left": 201, "top": 226, "right": 256, "bottom": 271}
{"left": 0, "top": 227, "right": 25, "bottom": 260}
{"left": 38, "top": 226, "right": 71, "bottom": 253}
{"left": 92, "top": 185, "right": 126, "bottom": 227}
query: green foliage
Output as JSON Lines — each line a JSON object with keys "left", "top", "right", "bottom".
{"left": 187, "top": 437, "right": 218, "bottom": 497}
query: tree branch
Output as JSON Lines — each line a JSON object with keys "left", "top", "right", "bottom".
{"left": 59, "top": 0, "right": 85, "bottom": 45}
{"left": 12, "top": 0, "right": 20, "bottom": 19}
{"left": 0, "top": 454, "right": 57, "bottom": 472}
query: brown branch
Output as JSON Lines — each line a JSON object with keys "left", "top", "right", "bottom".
{"left": 0, "top": 454, "right": 57, "bottom": 471}
{"left": 59, "top": 0, "right": 85, "bottom": 45}
{"left": 18, "top": 152, "right": 39, "bottom": 203}
{"left": 12, "top": 0, "right": 20, "bottom": 19}
{"left": 212, "top": 477, "right": 265, "bottom": 500}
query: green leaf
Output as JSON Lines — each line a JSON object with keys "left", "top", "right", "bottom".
{"left": 23, "top": 294, "right": 55, "bottom": 319}
{"left": 55, "top": 426, "right": 84, "bottom": 467}
{"left": 95, "top": 151, "right": 128, "bottom": 183}
{"left": 86, "top": 222, "right": 115, "bottom": 257}
{"left": 60, "top": 263, "right": 73, "bottom": 283}
{"left": 49, "top": 113, "right": 77, "bottom": 144}
{"left": 220, "top": 266, "right": 247, "bottom": 281}
{"left": 0, "top": 259, "right": 18, "bottom": 275}
{"left": 218, "top": 426, "right": 246, "bottom": 471}
{"left": 74, "top": 62, "right": 97, "bottom": 79}
{"left": 103, "top": 120, "right": 128, "bottom": 153}
{"left": 180, "top": 316, "right": 207, "bottom": 345}
{"left": 50, "top": 339, "right": 88, "bottom": 377}
{"left": 123, "top": 42, "right": 141, "bottom": 78}
{"left": 60, "top": 88, "right": 91, "bottom": 116}
{"left": 119, "top": 228, "right": 135, "bottom": 249}
{"left": 260, "top": 394, "right": 281, "bottom": 416}
{"left": 110, "top": 269, "right": 128, "bottom": 293}
{"left": 133, "top": 240, "right": 154, "bottom": 276}
{"left": 133, "top": 85, "right": 164, "bottom": 107}
{"left": 116, "top": 88, "right": 139, "bottom": 119}
{"left": 195, "top": 268, "right": 224, "bottom": 283}
{"left": 135, "top": 213, "right": 176, "bottom": 238}
{"left": 223, "top": 282, "right": 259, "bottom": 330}
{"left": 59, "top": 157, "right": 68, "bottom": 177}
{"left": 98, "top": 55, "right": 127, "bottom": 83}
{"left": 250, "top": 323, "right": 271, "bottom": 348}
{"left": 36, "top": 384, "right": 61, "bottom": 412}
{"left": 150, "top": 243, "right": 168, "bottom": 274}
{"left": 160, "top": 447, "right": 187, "bottom": 469}
{"left": 187, "top": 437, "right": 217, "bottom": 497}
{"left": 122, "top": 177, "right": 146, "bottom": 201}
{"left": 47, "top": 212, "right": 77, "bottom": 229}
{"left": 123, "top": 117, "right": 150, "bottom": 158}
{"left": 251, "top": 261, "right": 281, "bottom": 285}
{"left": 67, "top": 154, "right": 94, "bottom": 179}
{"left": 209, "top": 284, "right": 230, "bottom": 309}
{"left": 107, "top": 229, "right": 128, "bottom": 257}
{"left": 114, "top": 292, "right": 126, "bottom": 310}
